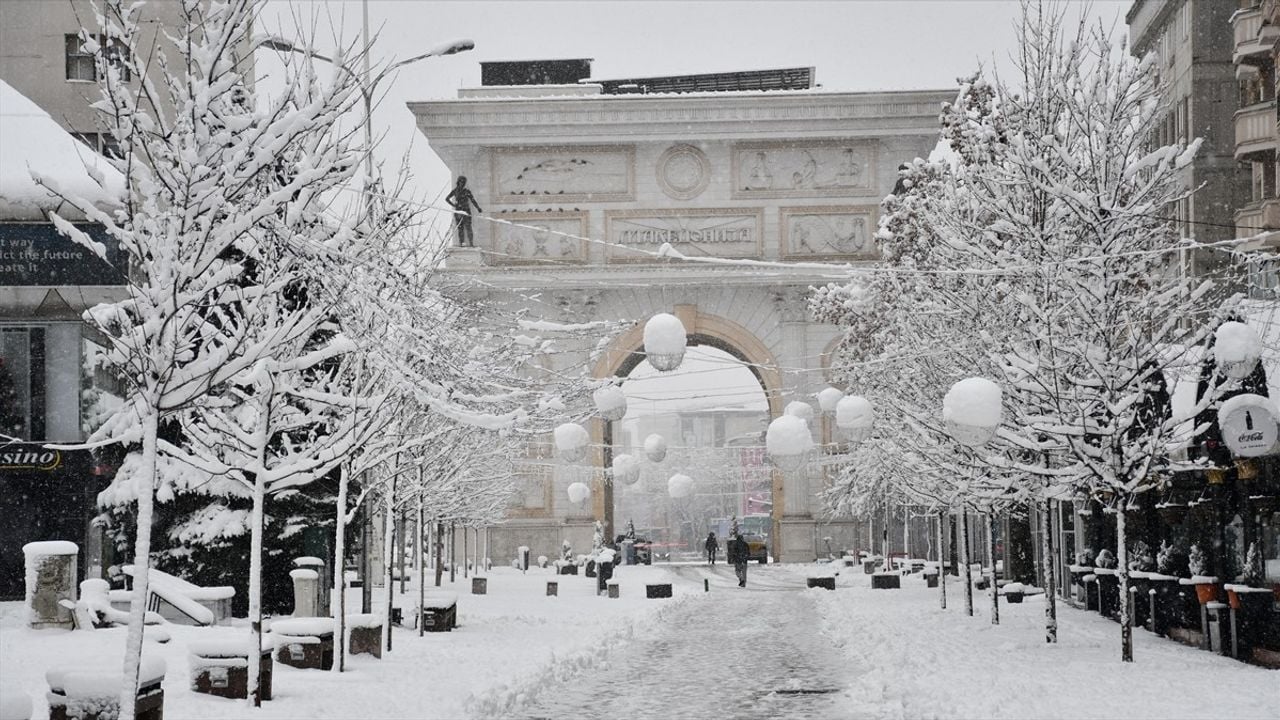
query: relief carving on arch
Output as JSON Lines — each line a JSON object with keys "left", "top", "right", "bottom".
{"left": 492, "top": 145, "right": 635, "bottom": 203}
{"left": 732, "top": 140, "right": 876, "bottom": 199}
{"left": 781, "top": 206, "right": 878, "bottom": 259}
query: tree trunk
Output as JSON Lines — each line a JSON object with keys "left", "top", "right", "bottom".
{"left": 383, "top": 475, "right": 395, "bottom": 653}
{"left": 417, "top": 469, "right": 425, "bottom": 638}
{"left": 989, "top": 512, "right": 1000, "bottom": 625}
{"left": 333, "top": 464, "right": 349, "bottom": 673}
{"left": 903, "top": 505, "right": 910, "bottom": 560}
{"left": 464, "top": 526, "right": 469, "bottom": 579}
{"left": 882, "top": 504, "right": 891, "bottom": 570}
{"left": 119, "top": 409, "right": 159, "bottom": 719}
{"left": 247, "top": 470, "right": 265, "bottom": 706}
{"left": 938, "top": 509, "right": 948, "bottom": 610}
{"left": 961, "top": 509, "right": 973, "bottom": 617}
{"left": 398, "top": 510, "right": 407, "bottom": 595}
{"left": 1117, "top": 507, "right": 1133, "bottom": 662}
{"left": 434, "top": 520, "right": 444, "bottom": 587}
{"left": 1041, "top": 499, "right": 1058, "bottom": 643}
{"left": 450, "top": 523, "right": 457, "bottom": 583}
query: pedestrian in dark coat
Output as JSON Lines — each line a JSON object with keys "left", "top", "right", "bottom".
{"left": 705, "top": 532, "right": 719, "bottom": 565}
{"left": 729, "top": 534, "right": 749, "bottom": 587}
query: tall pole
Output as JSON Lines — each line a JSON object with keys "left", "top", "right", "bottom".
{"left": 961, "top": 508, "right": 973, "bottom": 617}
{"left": 938, "top": 509, "right": 948, "bottom": 610}
{"left": 417, "top": 469, "right": 425, "bottom": 638}
{"left": 989, "top": 512, "right": 1000, "bottom": 625}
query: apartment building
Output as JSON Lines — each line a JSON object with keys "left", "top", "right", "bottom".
{"left": 1128, "top": 0, "right": 1247, "bottom": 280}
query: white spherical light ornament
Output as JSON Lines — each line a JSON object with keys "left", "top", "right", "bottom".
{"left": 643, "top": 313, "right": 687, "bottom": 372}
{"left": 667, "top": 473, "right": 694, "bottom": 499}
{"left": 835, "top": 395, "right": 875, "bottom": 444}
{"left": 943, "top": 377, "right": 1003, "bottom": 448}
{"left": 1215, "top": 321, "right": 1263, "bottom": 380}
{"left": 611, "top": 453, "right": 641, "bottom": 485}
{"left": 593, "top": 384, "right": 627, "bottom": 421}
{"left": 784, "top": 401, "right": 815, "bottom": 424}
{"left": 567, "top": 481, "right": 591, "bottom": 505}
{"left": 644, "top": 433, "right": 668, "bottom": 463}
{"left": 817, "top": 387, "right": 845, "bottom": 414}
{"left": 554, "top": 423, "right": 591, "bottom": 463}
{"left": 766, "top": 414, "right": 814, "bottom": 472}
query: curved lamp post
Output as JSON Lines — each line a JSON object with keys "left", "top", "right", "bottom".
{"left": 943, "top": 376, "right": 1003, "bottom": 620}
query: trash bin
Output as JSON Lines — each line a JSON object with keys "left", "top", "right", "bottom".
{"left": 621, "top": 540, "right": 636, "bottom": 566}
{"left": 1205, "top": 601, "right": 1230, "bottom": 655}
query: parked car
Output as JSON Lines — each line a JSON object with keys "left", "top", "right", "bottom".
{"left": 633, "top": 539, "right": 653, "bottom": 565}
{"left": 743, "top": 534, "right": 768, "bottom": 564}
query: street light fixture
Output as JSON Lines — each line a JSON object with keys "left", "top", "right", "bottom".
{"left": 255, "top": 34, "right": 474, "bottom": 216}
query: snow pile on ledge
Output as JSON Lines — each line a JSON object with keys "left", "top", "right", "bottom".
{"left": 0, "top": 80, "right": 124, "bottom": 220}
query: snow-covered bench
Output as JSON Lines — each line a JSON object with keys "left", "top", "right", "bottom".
{"left": 113, "top": 566, "right": 235, "bottom": 626}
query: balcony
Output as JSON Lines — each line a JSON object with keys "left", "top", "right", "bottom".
{"left": 1235, "top": 7, "right": 1272, "bottom": 65}
{"left": 1235, "top": 199, "right": 1280, "bottom": 248}
{"left": 1235, "top": 100, "right": 1278, "bottom": 159}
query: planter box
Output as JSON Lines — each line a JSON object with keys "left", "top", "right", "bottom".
{"left": 924, "top": 573, "right": 939, "bottom": 589}
{"left": 546, "top": 581, "right": 558, "bottom": 597}
{"left": 862, "top": 560, "right": 878, "bottom": 575}
{"left": 806, "top": 577, "right": 836, "bottom": 590}
{"left": 49, "top": 672, "right": 163, "bottom": 720}
{"left": 275, "top": 632, "right": 334, "bottom": 670}
{"left": 645, "top": 583, "right": 673, "bottom": 599}
{"left": 1226, "top": 585, "right": 1276, "bottom": 661}
{"left": 471, "top": 577, "right": 487, "bottom": 595}
{"left": 607, "top": 582, "right": 620, "bottom": 599}
{"left": 871, "top": 573, "right": 901, "bottom": 590}
{"left": 190, "top": 645, "right": 272, "bottom": 701}
{"left": 349, "top": 625, "right": 382, "bottom": 659}
{"left": 558, "top": 564, "right": 578, "bottom": 576}
{"left": 419, "top": 593, "right": 457, "bottom": 632}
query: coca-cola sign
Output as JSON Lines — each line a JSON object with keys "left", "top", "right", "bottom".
{"left": 1218, "top": 393, "right": 1279, "bottom": 458}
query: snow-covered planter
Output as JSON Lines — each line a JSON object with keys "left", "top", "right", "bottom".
{"left": 785, "top": 401, "right": 815, "bottom": 424}
{"left": 566, "top": 481, "right": 592, "bottom": 506}
{"left": 47, "top": 656, "right": 166, "bottom": 720}
{"left": 270, "top": 617, "right": 336, "bottom": 669}
{"left": 611, "top": 453, "right": 641, "bottom": 485}
{"left": 817, "top": 387, "right": 844, "bottom": 414}
{"left": 1214, "top": 321, "right": 1262, "bottom": 380}
{"left": 943, "top": 377, "right": 1002, "bottom": 447}
{"left": 835, "top": 395, "right": 874, "bottom": 444}
{"left": 643, "top": 313, "right": 687, "bottom": 371}
{"left": 766, "top": 415, "right": 813, "bottom": 471}
{"left": 188, "top": 636, "right": 272, "bottom": 700}
{"left": 592, "top": 384, "right": 627, "bottom": 422}
{"left": 554, "top": 423, "right": 591, "bottom": 463}
{"left": 667, "top": 473, "right": 694, "bottom": 499}
{"left": 644, "top": 433, "right": 668, "bottom": 463}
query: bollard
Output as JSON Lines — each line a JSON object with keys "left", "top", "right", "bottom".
{"left": 704, "top": 578, "right": 709, "bottom": 592}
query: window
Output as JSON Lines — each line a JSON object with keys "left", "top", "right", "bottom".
{"left": 64, "top": 34, "right": 95, "bottom": 81}
{"left": 71, "top": 132, "right": 122, "bottom": 159}
{"left": 64, "top": 33, "right": 131, "bottom": 83}
{"left": 0, "top": 327, "right": 45, "bottom": 441}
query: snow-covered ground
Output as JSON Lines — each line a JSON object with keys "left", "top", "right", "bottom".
{"left": 1, "top": 563, "right": 1275, "bottom": 719}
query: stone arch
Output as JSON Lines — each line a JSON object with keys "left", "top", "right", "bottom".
{"left": 589, "top": 304, "right": 789, "bottom": 557}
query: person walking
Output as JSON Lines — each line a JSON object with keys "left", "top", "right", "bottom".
{"left": 728, "top": 533, "right": 749, "bottom": 587}
{"left": 704, "top": 532, "right": 719, "bottom": 565}
{"left": 445, "top": 175, "right": 483, "bottom": 247}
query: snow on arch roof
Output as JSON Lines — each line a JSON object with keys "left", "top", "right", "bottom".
{"left": 0, "top": 79, "right": 125, "bottom": 220}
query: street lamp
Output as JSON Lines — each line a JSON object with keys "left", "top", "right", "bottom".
{"left": 255, "top": 34, "right": 474, "bottom": 216}
{"left": 943, "top": 376, "right": 1003, "bottom": 620}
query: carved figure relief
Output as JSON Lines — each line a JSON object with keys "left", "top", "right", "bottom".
{"left": 493, "top": 146, "right": 634, "bottom": 202}
{"left": 782, "top": 207, "right": 877, "bottom": 259}
{"left": 733, "top": 141, "right": 875, "bottom": 198}
{"left": 491, "top": 214, "right": 587, "bottom": 265}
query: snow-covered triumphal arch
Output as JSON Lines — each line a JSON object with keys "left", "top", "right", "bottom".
{"left": 410, "top": 63, "right": 951, "bottom": 562}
